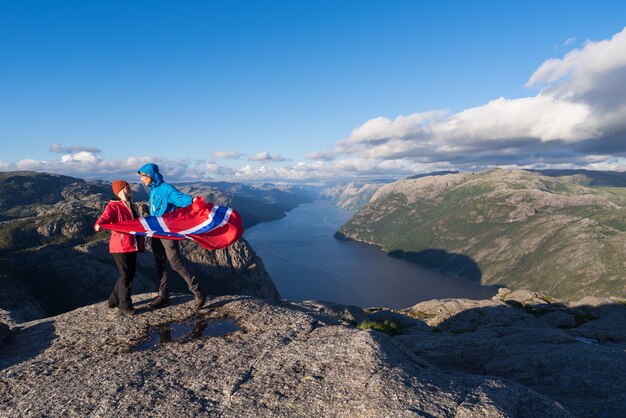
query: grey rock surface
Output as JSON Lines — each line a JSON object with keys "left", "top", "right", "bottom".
{"left": 0, "top": 272, "right": 47, "bottom": 325}
{"left": 399, "top": 288, "right": 626, "bottom": 417}
{"left": 0, "top": 294, "right": 568, "bottom": 417}
{"left": 319, "top": 181, "right": 384, "bottom": 210}
{"left": 177, "top": 238, "right": 280, "bottom": 299}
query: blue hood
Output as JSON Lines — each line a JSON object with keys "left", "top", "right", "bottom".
{"left": 138, "top": 163, "right": 164, "bottom": 188}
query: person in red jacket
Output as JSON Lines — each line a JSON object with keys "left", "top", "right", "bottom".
{"left": 94, "top": 180, "right": 145, "bottom": 316}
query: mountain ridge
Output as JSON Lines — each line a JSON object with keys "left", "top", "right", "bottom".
{"left": 338, "top": 168, "right": 626, "bottom": 300}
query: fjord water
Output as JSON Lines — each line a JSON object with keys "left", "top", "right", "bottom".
{"left": 245, "top": 200, "right": 497, "bottom": 309}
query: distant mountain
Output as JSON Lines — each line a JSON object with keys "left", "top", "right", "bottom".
{"left": 532, "top": 169, "right": 626, "bottom": 187}
{"left": 337, "top": 169, "right": 626, "bottom": 300}
{"left": 0, "top": 171, "right": 315, "bottom": 323}
{"left": 175, "top": 181, "right": 316, "bottom": 228}
{"left": 404, "top": 170, "right": 459, "bottom": 180}
{"left": 320, "top": 173, "right": 459, "bottom": 211}
{"left": 319, "top": 182, "right": 386, "bottom": 210}
{"left": 0, "top": 171, "right": 315, "bottom": 253}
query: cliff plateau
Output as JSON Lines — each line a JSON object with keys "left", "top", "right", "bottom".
{"left": 1, "top": 289, "right": 625, "bottom": 417}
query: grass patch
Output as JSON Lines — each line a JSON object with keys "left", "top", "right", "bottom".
{"left": 357, "top": 320, "right": 399, "bottom": 336}
{"left": 407, "top": 310, "right": 437, "bottom": 320}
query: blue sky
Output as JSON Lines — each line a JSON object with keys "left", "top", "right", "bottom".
{"left": 2, "top": 1, "right": 626, "bottom": 181}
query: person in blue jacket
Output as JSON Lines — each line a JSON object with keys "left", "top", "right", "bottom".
{"left": 137, "top": 163, "right": 206, "bottom": 310}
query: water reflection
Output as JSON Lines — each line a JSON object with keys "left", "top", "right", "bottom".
{"left": 132, "top": 316, "right": 239, "bottom": 352}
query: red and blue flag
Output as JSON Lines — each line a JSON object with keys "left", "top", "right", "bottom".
{"left": 100, "top": 196, "right": 243, "bottom": 250}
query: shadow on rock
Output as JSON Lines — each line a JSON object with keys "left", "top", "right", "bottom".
{"left": 2, "top": 237, "right": 279, "bottom": 323}
{"left": 0, "top": 320, "right": 56, "bottom": 370}
{"left": 388, "top": 248, "right": 482, "bottom": 284}
{"left": 398, "top": 292, "right": 626, "bottom": 418}
{"left": 2, "top": 242, "right": 156, "bottom": 319}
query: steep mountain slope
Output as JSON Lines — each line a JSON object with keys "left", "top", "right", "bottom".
{"left": 319, "top": 182, "right": 385, "bottom": 210}
{"left": 319, "top": 173, "right": 457, "bottom": 211}
{"left": 338, "top": 169, "right": 626, "bottom": 299}
{"left": 0, "top": 171, "right": 303, "bottom": 323}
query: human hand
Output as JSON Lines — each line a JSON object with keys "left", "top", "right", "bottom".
{"left": 94, "top": 224, "right": 101, "bottom": 232}
{"left": 191, "top": 195, "right": 205, "bottom": 211}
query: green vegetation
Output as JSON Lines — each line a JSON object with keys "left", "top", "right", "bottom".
{"left": 356, "top": 320, "right": 399, "bottom": 336}
{"left": 407, "top": 310, "right": 437, "bottom": 320}
{"left": 339, "top": 169, "right": 626, "bottom": 300}
{"left": 596, "top": 186, "right": 626, "bottom": 201}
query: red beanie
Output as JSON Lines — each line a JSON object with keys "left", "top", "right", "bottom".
{"left": 112, "top": 180, "right": 129, "bottom": 196}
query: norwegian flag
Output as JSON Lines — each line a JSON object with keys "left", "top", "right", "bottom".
{"left": 100, "top": 196, "right": 243, "bottom": 250}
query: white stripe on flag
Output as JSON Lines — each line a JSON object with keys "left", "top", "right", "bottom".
{"left": 139, "top": 218, "right": 155, "bottom": 237}
{"left": 139, "top": 218, "right": 151, "bottom": 231}
{"left": 178, "top": 206, "right": 217, "bottom": 235}
{"left": 157, "top": 216, "right": 170, "bottom": 233}
{"left": 216, "top": 208, "right": 232, "bottom": 228}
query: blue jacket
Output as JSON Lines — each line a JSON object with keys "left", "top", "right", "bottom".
{"left": 137, "top": 163, "right": 193, "bottom": 216}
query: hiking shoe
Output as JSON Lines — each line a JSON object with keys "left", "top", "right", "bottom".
{"left": 117, "top": 307, "right": 135, "bottom": 317}
{"left": 148, "top": 296, "right": 170, "bottom": 310}
{"left": 107, "top": 300, "right": 117, "bottom": 309}
{"left": 193, "top": 293, "right": 206, "bottom": 310}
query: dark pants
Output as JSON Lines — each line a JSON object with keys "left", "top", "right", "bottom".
{"left": 151, "top": 238, "right": 201, "bottom": 297}
{"left": 109, "top": 252, "right": 137, "bottom": 310}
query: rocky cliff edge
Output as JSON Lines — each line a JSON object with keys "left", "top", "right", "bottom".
{"left": 2, "top": 289, "right": 625, "bottom": 417}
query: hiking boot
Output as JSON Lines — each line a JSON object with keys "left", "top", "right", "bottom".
{"left": 193, "top": 293, "right": 206, "bottom": 310}
{"left": 148, "top": 296, "right": 170, "bottom": 310}
{"left": 107, "top": 300, "right": 117, "bottom": 309}
{"left": 117, "top": 307, "right": 135, "bottom": 317}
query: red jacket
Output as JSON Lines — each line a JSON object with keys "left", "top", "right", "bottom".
{"left": 95, "top": 200, "right": 145, "bottom": 253}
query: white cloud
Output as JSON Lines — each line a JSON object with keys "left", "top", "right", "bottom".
{"left": 5, "top": 155, "right": 162, "bottom": 180}
{"left": 124, "top": 156, "right": 154, "bottom": 168}
{"left": 4, "top": 28, "right": 626, "bottom": 182}
{"left": 305, "top": 150, "right": 336, "bottom": 161}
{"left": 585, "top": 158, "right": 626, "bottom": 171}
{"left": 554, "top": 36, "right": 578, "bottom": 51}
{"left": 438, "top": 95, "right": 594, "bottom": 142}
{"left": 16, "top": 159, "right": 46, "bottom": 171}
{"left": 60, "top": 151, "right": 101, "bottom": 164}
{"left": 248, "top": 151, "right": 287, "bottom": 162}
{"left": 210, "top": 151, "right": 243, "bottom": 160}
{"left": 205, "top": 162, "right": 236, "bottom": 176}
{"left": 564, "top": 36, "right": 577, "bottom": 46}
{"left": 335, "top": 27, "right": 626, "bottom": 172}
{"left": 344, "top": 111, "right": 445, "bottom": 145}
{"left": 527, "top": 29, "right": 626, "bottom": 90}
